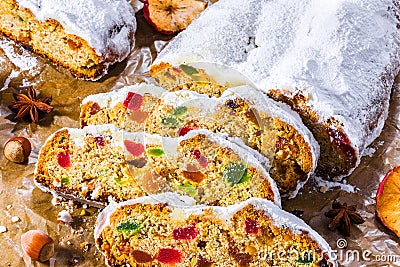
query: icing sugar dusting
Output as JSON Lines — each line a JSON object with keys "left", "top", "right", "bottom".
{"left": 314, "top": 176, "right": 357, "bottom": 193}
{"left": 362, "top": 147, "right": 376, "bottom": 157}
{"left": 17, "top": 0, "right": 137, "bottom": 60}
{"left": 0, "top": 39, "right": 38, "bottom": 72}
{"left": 0, "top": 39, "right": 40, "bottom": 90}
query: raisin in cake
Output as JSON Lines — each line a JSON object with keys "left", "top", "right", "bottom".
{"left": 0, "top": 0, "right": 136, "bottom": 80}
{"left": 34, "top": 125, "right": 280, "bottom": 207}
{"left": 150, "top": 0, "right": 400, "bottom": 179}
{"left": 145, "top": 86, "right": 319, "bottom": 197}
{"left": 80, "top": 83, "right": 166, "bottom": 129}
{"left": 95, "top": 193, "right": 336, "bottom": 267}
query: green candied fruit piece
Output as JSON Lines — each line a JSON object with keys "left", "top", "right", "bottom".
{"left": 238, "top": 169, "right": 252, "bottom": 184}
{"left": 297, "top": 252, "right": 314, "bottom": 264}
{"left": 177, "top": 182, "right": 198, "bottom": 197}
{"left": 161, "top": 116, "right": 180, "bottom": 128}
{"left": 179, "top": 64, "right": 199, "bottom": 76}
{"left": 172, "top": 106, "right": 188, "bottom": 116}
{"left": 146, "top": 148, "right": 165, "bottom": 157}
{"left": 223, "top": 162, "right": 248, "bottom": 185}
{"left": 61, "top": 176, "right": 71, "bottom": 186}
{"left": 114, "top": 175, "right": 128, "bottom": 186}
{"left": 116, "top": 220, "right": 143, "bottom": 235}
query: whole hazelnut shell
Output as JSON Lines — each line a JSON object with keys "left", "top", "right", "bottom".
{"left": 21, "top": 230, "right": 54, "bottom": 262}
{"left": 3, "top": 137, "right": 31, "bottom": 163}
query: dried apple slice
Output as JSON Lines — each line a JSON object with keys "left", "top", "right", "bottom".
{"left": 376, "top": 166, "right": 400, "bottom": 237}
{"left": 141, "top": 0, "right": 207, "bottom": 35}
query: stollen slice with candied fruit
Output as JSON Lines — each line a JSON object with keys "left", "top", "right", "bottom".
{"left": 376, "top": 166, "right": 400, "bottom": 237}
{"left": 141, "top": 0, "right": 207, "bottom": 34}
{"left": 95, "top": 193, "right": 337, "bottom": 266}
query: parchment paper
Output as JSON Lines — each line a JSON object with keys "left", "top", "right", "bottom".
{"left": 0, "top": 8, "right": 399, "bottom": 267}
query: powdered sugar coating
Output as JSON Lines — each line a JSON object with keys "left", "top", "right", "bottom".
{"left": 95, "top": 193, "right": 336, "bottom": 266}
{"left": 17, "top": 0, "right": 137, "bottom": 61}
{"left": 154, "top": 0, "right": 400, "bottom": 179}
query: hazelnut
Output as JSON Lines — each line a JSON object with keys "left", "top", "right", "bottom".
{"left": 4, "top": 137, "right": 31, "bottom": 163}
{"left": 21, "top": 230, "right": 55, "bottom": 262}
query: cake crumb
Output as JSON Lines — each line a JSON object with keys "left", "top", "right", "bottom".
{"left": 11, "top": 216, "right": 20, "bottom": 223}
{"left": 0, "top": 226, "right": 7, "bottom": 233}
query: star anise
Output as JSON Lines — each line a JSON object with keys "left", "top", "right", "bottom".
{"left": 325, "top": 200, "right": 365, "bottom": 237}
{"left": 9, "top": 87, "right": 53, "bottom": 123}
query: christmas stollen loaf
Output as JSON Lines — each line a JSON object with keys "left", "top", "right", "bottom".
{"left": 95, "top": 193, "right": 336, "bottom": 267}
{"left": 34, "top": 125, "right": 280, "bottom": 207}
{"left": 0, "top": 0, "right": 136, "bottom": 80}
{"left": 150, "top": 0, "right": 400, "bottom": 179}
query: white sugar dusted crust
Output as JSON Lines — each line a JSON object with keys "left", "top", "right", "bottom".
{"left": 151, "top": 0, "right": 400, "bottom": 179}
{"left": 95, "top": 193, "right": 337, "bottom": 267}
{"left": 80, "top": 84, "right": 166, "bottom": 129}
{"left": 0, "top": 0, "right": 136, "bottom": 80}
{"left": 145, "top": 86, "right": 319, "bottom": 197}
{"left": 34, "top": 125, "right": 280, "bottom": 207}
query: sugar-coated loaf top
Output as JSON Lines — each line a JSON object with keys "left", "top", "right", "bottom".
{"left": 18, "top": 0, "right": 137, "bottom": 61}
{"left": 154, "top": 0, "right": 400, "bottom": 163}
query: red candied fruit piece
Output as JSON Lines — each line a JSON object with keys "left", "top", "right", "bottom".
{"left": 124, "top": 140, "right": 145, "bottom": 157}
{"left": 58, "top": 152, "right": 71, "bottom": 168}
{"left": 192, "top": 149, "right": 201, "bottom": 159}
{"left": 94, "top": 136, "right": 105, "bottom": 147}
{"left": 132, "top": 250, "right": 153, "bottom": 263}
{"left": 156, "top": 248, "right": 183, "bottom": 264}
{"left": 173, "top": 225, "right": 198, "bottom": 240}
{"left": 192, "top": 149, "right": 208, "bottom": 168}
{"left": 123, "top": 92, "right": 143, "bottom": 111}
{"left": 178, "top": 126, "right": 194, "bottom": 136}
{"left": 326, "top": 128, "right": 355, "bottom": 160}
{"left": 245, "top": 218, "right": 259, "bottom": 235}
{"left": 173, "top": 67, "right": 182, "bottom": 73}
{"left": 90, "top": 102, "right": 101, "bottom": 115}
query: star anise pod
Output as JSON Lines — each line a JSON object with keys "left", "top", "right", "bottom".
{"left": 9, "top": 87, "right": 53, "bottom": 123}
{"left": 325, "top": 200, "right": 365, "bottom": 237}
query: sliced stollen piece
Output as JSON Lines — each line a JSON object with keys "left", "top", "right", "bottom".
{"left": 0, "top": 0, "right": 136, "bottom": 80}
{"left": 144, "top": 129, "right": 280, "bottom": 206}
{"left": 95, "top": 193, "right": 337, "bottom": 267}
{"left": 150, "top": 0, "right": 400, "bottom": 179}
{"left": 80, "top": 83, "right": 166, "bottom": 129}
{"left": 34, "top": 125, "right": 280, "bottom": 207}
{"left": 34, "top": 125, "right": 146, "bottom": 207}
{"left": 145, "top": 86, "right": 319, "bottom": 197}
